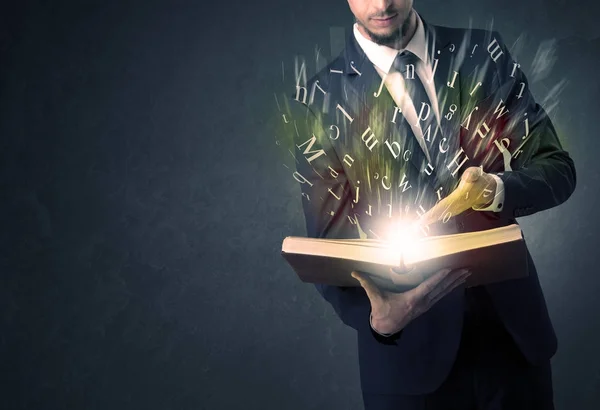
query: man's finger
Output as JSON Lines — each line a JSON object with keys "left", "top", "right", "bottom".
{"left": 421, "top": 192, "right": 474, "bottom": 226}
{"left": 408, "top": 267, "right": 454, "bottom": 299}
{"left": 461, "top": 166, "right": 483, "bottom": 183}
{"left": 418, "top": 194, "right": 462, "bottom": 226}
{"left": 420, "top": 171, "right": 492, "bottom": 227}
{"left": 351, "top": 271, "right": 382, "bottom": 302}
{"left": 423, "top": 269, "right": 471, "bottom": 308}
{"left": 418, "top": 200, "right": 449, "bottom": 226}
{"left": 426, "top": 270, "right": 471, "bottom": 308}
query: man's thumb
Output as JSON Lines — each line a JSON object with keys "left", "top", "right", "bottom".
{"left": 351, "top": 271, "right": 381, "bottom": 300}
{"left": 461, "top": 166, "right": 482, "bottom": 183}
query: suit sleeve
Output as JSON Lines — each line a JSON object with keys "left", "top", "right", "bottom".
{"left": 479, "top": 31, "right": 577, "bottom": 220}
{"left": 284, "top": 96, "right": 401, "bottom": 342}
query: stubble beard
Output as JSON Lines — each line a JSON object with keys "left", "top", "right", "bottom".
{"left": 357, "top": 9, "right": 414, "bottom": 48}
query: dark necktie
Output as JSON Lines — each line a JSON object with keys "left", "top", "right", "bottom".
{"left": 391, "top": 50, "right": 442, "bottom": 173}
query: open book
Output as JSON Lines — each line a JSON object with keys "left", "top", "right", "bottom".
{"left": 281, "top": 224, "right": 528, "bottom": 292}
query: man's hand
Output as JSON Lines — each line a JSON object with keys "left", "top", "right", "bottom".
{"left": 351, "top": 268, "right": 471, "bottom": 335}
{"left": 418, "top": 166, "right": 499, "bottom": 227}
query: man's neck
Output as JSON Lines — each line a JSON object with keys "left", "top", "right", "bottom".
{"left": 356, "top": 9, "right": 418, "bottom": 50}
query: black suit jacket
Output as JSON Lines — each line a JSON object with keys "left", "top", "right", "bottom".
{"left": 283, "top": 18, "right": 576, "bottom": 395}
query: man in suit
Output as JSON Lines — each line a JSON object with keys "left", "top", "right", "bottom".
{"left": 283, "top": 0, "right": 576, "bottom": 408}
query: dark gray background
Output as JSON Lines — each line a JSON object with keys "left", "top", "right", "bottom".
{"left": 1, "top": 0, "right": 599, "bottom": 409}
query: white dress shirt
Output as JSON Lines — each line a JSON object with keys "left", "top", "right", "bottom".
{"left": 353, "top": 14, "right": 505, "bottom": 336}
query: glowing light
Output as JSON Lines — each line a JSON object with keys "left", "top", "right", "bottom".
{"left": 383, "top": 219, "right": 427, "bottom": 267}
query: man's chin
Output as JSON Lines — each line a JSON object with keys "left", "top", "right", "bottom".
{"left": 366, "top": 27, "right": 403, "bottom": 46}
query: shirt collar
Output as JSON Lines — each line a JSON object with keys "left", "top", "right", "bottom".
{"left": 352, "top": 10, "right": 429, "bottom": 74}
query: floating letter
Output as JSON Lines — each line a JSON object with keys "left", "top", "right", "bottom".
{"left": 353, "top": 181, "right": 360, "bottom": 203}
{"left": 361, "top": 127, "right": 379, "bottom": 151}
{"left": 493, "top": 99, "right": 509, "bottom": 119}
{"left": 510, "top": 62, "right": 521, "bottom": 78}
{"left": 296, "top": 135, "right": 326, "bottom": 163}
{"left": 374, "top": 74, "right": 387, "bottom": 97}
{"left": 309, "top": 80, "right": 328, "bottom": 109}
{"left": 426, "top": 58, "right": 439, "bottom": 84}
{"left": 487, "top": 38, "right": 504, "bottom": 62}
{"left": 474, "top": 122, "right": 491, "bottom": 139}
{"left": 328, "top": 166, "right": 339, "bottom": 179}
{"left": 405, "top": 64, "right": 415, "bottom": 80}
{"left": 469, "top": 82, "right": 483, "bottom": 96}
{"left": 436, "top": 187, "right": 444, "bottom": 201}
{"left": 447, "top": 147, "right": 469, "bottom": 177}
{"left": 385, "top": 139, "right": 401, "bottom": 159}
{"left": 422, "top": 123, "right": 434, "bottom": 142}
{"left": 382, "top": 175, "right": 392, "bottom": 190}
{"left": 350, "top": 60, "right": 362, "bottom": 76}
{"left": 445, "top": 104, "right": 458, "bottom": 121}
{"left": 391, "top": 106, "right": 402, "bottom": 123}
{"left": 328, "top": 187, "right": 341, "bottom": 200}
{"left": 521, "top": 114, "right": 530, "bottom": 142}
{"left": 439, "top": 137, "right": 450, "bottom": 153}
{"left": 517, "top": 82, "right": 526, "bottom": 99}
{"left": 293, "top": 171, "right": 314, "bottom": 187}
{"left": 295, "top": 85, "right": 307, "bottom": 104}
{"left": 343, "top": 154, "right": 355, "bottom": 167}
{"left": 398, "top": 174, "right": 412, "bottom": 192}
{"left": 447, "top": 71, "right": 459, "bottom": 88}
{"left": 336, "top": 104, "right": 354, "bottom": 123}
{"left": 415, "top": 103, "right": 432, "bottom": 126}
{"left": 460, "top": 106, "right": 479, "bottom": 131}
{"left": 329, "top": 124, "right": 340, "bottom": 140}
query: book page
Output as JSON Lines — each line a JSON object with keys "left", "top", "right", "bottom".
{"left": 282, "top": 224, "right": 522, "bottom": 267}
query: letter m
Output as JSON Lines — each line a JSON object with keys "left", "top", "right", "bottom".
{"left": 296, "top": 134, "right": 327, "bottom": 163}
